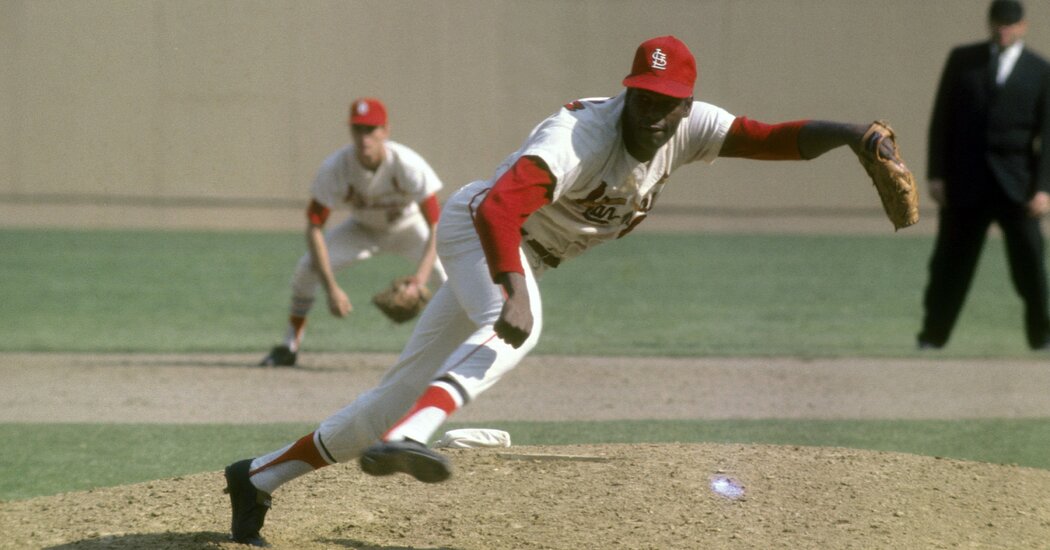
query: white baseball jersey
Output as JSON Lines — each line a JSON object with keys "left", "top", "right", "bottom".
{"left": 486, "top": 91, "right": 735, "bottom": 266}
{"left": 311, "top": 141, "right": 443, "bottom": 230}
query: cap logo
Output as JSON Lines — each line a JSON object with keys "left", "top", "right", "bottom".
{"left": 356, "top": 102, "right": 369, "bottom": 115}
{"left": 650, "top": 48, "right": 668, "bottom": 70}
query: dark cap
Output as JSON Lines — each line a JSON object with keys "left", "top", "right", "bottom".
{"left": 989, "top": 0, "right": 1024, "bottom": 24}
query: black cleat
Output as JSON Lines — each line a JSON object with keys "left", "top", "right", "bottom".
{"left": 224, "top": 458, "right": 272, "bottom": 547}
{"left": 259, "top": 345, "right": 297, "bottom": 367}
{"left": 359, "top": 439, "right": 452, "bottom": 483}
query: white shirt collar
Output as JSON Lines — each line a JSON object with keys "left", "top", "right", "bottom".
{"left": 994, "top": 40, "right": 1024, "bottom": 85}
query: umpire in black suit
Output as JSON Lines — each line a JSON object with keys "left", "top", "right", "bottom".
{"left": 919, "top": 0, "right": 1050, "bottom": 350}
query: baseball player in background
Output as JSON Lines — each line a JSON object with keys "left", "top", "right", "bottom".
{"left": 225, "top": 36, "right": 904, "bottom": 545}
{"left": 259, "top": 98, "right": 447, "bottom": 367}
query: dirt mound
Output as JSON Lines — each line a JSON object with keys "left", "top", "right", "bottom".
{"left": 4, "top": 443, "right": 1049, "bottom": 550}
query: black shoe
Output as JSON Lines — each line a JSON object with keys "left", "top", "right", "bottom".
{"left": 259, "top": 345, "right": 297, "bottom": 367}
{"left": 224, "top": 459, "right": 272, "bottom": 547}
{"left": 359, "top": 439, "right": 451, "bottom": 483}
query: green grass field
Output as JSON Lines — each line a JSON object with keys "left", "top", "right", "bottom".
{"left": 0, "top": 227, "right": 1041, "bottom": 357}
{"left": 2, "top": 227, "right": 1048, "bottom": 501}
{"left": 4, "top": 419, "right": 1050, "bottom": 502}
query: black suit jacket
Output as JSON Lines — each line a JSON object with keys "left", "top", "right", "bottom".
{"left": 928, "top": 41, "right": 1050, "bottom": 207}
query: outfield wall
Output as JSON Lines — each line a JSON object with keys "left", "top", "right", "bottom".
{"left": 2, "top": 0, "right": 1045, "bottom": 232}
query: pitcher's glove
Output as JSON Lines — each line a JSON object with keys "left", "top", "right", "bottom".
{"left": 856, "top": 120, "right": 919, "bottom": 231}
{"left": 372, "top": 277, "right": 431, "bottom": 323}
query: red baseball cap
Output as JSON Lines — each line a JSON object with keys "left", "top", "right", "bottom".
{"left": 348, "top": 98, "right": 387, "bottom": 126}
{"left": 622, "top": 36, "right": 697, "bottom": 99}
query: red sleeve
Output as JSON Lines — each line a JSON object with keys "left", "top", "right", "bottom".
{"left": 473, "top": 156, "right": 555, "bottom": 280}
{"left": 719, "top": 117, "right": 809, "bottom": 160}
{"left": 306, "top": 199, "right": 331, "bottom": 226}
{"left": 419, "top": 193, "right": 441, "bottom": 225}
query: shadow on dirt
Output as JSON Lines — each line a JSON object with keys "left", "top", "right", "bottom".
{"left": 44, "top": 532, "right": 464, "bottom": 550}
{"left": 315, "top": 540, "right": 461, "bottom": 550}
{"left": 45, "top": 531, "right": 229, "bottom": 549}
{"left": 84, "top": 356, "right": 336, "bottom": 372}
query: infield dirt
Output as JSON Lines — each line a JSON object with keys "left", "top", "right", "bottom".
{"left": 2, "top": 352, "right": 1050, "bottom": 549}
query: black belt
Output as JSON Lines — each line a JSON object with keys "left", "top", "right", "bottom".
{"left": 525, "top": 239, "right": 561, "bottom": 268}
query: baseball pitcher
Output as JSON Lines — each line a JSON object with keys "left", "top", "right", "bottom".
{"left": 225, "top": 37, "right": 916, "bottom": 545}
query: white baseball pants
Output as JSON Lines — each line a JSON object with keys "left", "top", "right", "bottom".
{"left": 314, "top": 183, "right": 543, "bottom": 462}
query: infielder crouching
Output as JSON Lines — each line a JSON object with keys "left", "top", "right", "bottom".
{"left": 224, "top": 36, "right": 907, "bottom": 545}
{"left": 259, "top": 97, "right": 447, "bottom": 367}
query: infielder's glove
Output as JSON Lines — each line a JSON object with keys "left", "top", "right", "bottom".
{"left": 372, "top": 276, "right": 431, "bottom": 323}
{"left": 856, "top": 120, "right": 919, "bottom": 231}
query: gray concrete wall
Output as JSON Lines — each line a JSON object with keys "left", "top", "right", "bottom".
{"left": 3, "top": 0, "right": 1047, "bottom": 231}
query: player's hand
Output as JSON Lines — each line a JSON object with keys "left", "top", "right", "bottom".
{"left": 400, "top": 277, "right": 423, "bottom": 301}
{"left": 327, "top": 286, "right": 352, "bottom": 317}
{"left": 495, "top": 294, "right": 533, "bottom": 349}
{"left": 1027, "top": 191, "right": 1050, "bottom": 217}
{"left": 854, "top": 125, "right": 899, "bottom": 163}
{"left": 494, "top": 273, "right": 532, "bottom": 349}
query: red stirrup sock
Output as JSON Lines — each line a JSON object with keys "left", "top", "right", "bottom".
{"left": 247, "top": 431, "right": 335, "bottom": 494}
{"left": 285, "top": 315, "right": 307, "bottom": 351}
{"left": 383, "top": 381, "right": 464, "bottom": 444}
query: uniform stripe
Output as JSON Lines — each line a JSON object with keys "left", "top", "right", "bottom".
{"left": 315, "top": 431, "right": 337, "bottom": 464}
{"left": 435, "top": 374, "right": 471, "bottom": 406}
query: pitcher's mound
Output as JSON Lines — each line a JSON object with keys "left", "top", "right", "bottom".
{"left": 4, "top": 443, "right": 1049, "bottom": 549}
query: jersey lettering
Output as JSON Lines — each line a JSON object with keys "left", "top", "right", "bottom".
{"left": 616, "top": 175, "right": 667, "bottom": 238}
{"left": 574, "top": 182, "right": 627, "bottom": 208}
{"left": 584, "top": 204, "right": 621, "bottom": 224}
{"left": 618, "top": 213, "right": 647, "bottom": 238}
{"left": 575, "top": 181, "right": 628, "bottom": 225}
